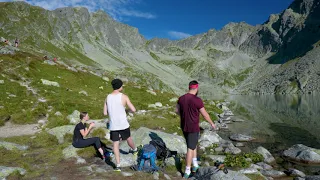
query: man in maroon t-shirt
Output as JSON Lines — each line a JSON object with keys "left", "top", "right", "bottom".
{"left": 176, "top": 80, "right": 216, "bottom": 178}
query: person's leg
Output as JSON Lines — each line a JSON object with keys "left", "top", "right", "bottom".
{"left": 126, "top": 137, "right": 136, "bottom": 149}
{"left": 121, "top": 128, "right": 136, "bottom": 151}
{"left": 191, "top": 132, "right": 199, "bottom": 172}
{"left": 110, "top": 130, "right": 121, "bottom": 169}
{"left": 73, "top": 138, "right": 104, "bottom": 157}
{"left": 113, "top": 141, "right": 120, "bottom": 165}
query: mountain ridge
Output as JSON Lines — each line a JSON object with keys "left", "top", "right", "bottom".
{"left": 1, "top": 0, "right": 320, "bottom": 96}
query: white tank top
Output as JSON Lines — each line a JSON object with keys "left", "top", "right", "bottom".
{"left": 107, "top": 93, "right": 129, "bottom": 131}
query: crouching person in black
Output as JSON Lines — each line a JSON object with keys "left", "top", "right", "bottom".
{"left": 72, "top": 112, "right": 105, "bottom": 159}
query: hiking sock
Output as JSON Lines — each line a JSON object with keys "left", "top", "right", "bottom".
{"left": 192, "top": 158, "right": 199, "bottom": 167}
{"left": 132, "top": 148, "right": 137, "bottom": 152}
{"left": 185, "top": 166, "right": 191, "bottom": 175}
{"left": 116, "top": 164, "right": 120, "bottom": 168}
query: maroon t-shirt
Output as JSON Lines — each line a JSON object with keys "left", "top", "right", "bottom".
{"left": 178, "top": 93, "right": 204, "bottom": 133}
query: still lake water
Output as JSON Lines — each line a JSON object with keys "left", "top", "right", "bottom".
{"left": 223, "top": 94, "right": 320, "bottom": 173}
{"left": 227, "top": 94, "right": 320, "bottom": 149}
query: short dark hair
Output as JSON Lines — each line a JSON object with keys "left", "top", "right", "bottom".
{"left": 111, "top": 79, "right": 123, "bottom": 90}
{"left": 189, "top": 80, "right": 198, "bottom": 90}
{"left": 80, "top": 112, "right": 88, "bottom": 120}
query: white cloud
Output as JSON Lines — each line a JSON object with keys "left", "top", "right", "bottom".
{"left": 168, "top": 31, "right": 192, "bottom": 39}
{"left": 2, "top": 0, "right": 156, "bottom": 21}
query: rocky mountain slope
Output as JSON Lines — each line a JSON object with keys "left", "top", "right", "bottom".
{"left": 1, "top": 0, "right": 320, "bottom": 96}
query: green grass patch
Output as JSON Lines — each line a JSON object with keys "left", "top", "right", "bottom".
{"left": 224, "top": 153, "right": 263, "bottom": 168}
{"left": 91, "top": 127, "right": 107, "bottom": 139}
{"left": 46, "top": 116, "right": 69, "bottom": 129}
{"left": 0, "top": 132, "right": 67, "bottom": 179}
{"left": 149, "top": 52, "right": 160, "bottom": 61}
{"left": 77, "top": 146, "right": 97, "bottom": 158}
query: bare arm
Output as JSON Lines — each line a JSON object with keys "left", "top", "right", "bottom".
{"left": 199, "top": 107, "right": 216, "bottom": 129}
{"left": 175, "top": 104, "right": 180, "bottom": 115}
{"left": 125, "top": 95, "right": 136, "bottom": 113}
{"left": 103, "top": 99, "right": 108, "bottom": 116}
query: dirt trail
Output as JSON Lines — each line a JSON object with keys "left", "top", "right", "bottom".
{"left": 0, "top": 122, "right": 40, "bottom": 138}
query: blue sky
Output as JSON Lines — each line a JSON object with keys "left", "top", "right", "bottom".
{"left": 4, "top": 0, "right": 294, "bottom": 40}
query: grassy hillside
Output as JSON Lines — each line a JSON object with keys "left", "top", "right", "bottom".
{"left": 0, "top": 51, "right": 177, "bottom": 126}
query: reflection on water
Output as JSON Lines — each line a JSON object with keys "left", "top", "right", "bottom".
{"left": 227, "top": 94, "right": 320, "bottom": 150}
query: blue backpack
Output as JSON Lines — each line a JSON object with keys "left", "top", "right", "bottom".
{"left": 138, "top": 144, "right": 159, "bottom": 171}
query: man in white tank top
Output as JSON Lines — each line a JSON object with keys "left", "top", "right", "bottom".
{"left": 103, "top": 79, "right": 137, "bottom": 172}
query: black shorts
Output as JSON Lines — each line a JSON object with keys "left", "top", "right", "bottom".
{"left": 110, "top": 128, "right": 131, "bottom": 141}
{"left": 183, "top": 132, "right": 199, "bottom": 150}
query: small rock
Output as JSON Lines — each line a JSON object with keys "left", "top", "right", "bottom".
{"left": 153, "top": 171, "right": 160, "bottom": 180}
{"left": 208, "top": 155, "right": 226, "bottom": 162}
{"left": 38, "top": 119, "right": 48, "bottom": 125}
{"left": 230, "top": 134, "right": 255, "bottom": 142}
{"left": 99, "top": 86, "right": 104, "bottom": 90}
{"left": 209, "top": 101, "right": 215, "bottom": 105}
{"left": 154, "top": 102, "right": 163, "bottom": 107}
{"left": 250, "top": 164, "right": 263, "bottom": 170}
{"left": 164, "top": 173, "right": 171, "bottom": 180}
{"left": 246, "top": 158, "right": 252, "bottom": 162}
{"left": 239, "top": 168, "right": 259, "bottom": 174}
{"left": 8, "top": 94, "right": 16, "bottom": 98}
{"left": 121, "top": 172, "right": 134, "bottom": 177}
{"left": 0, "top": 106, "right": 4, "bottom": 109}
{"left": 148, "top": 104, "right": 157, "bottom": 108}
{"left": 215, "top": 146, "right": 224, "bottom": 152}
{"left": 54, "top": 111, "right": 62, "bottom": 116}
{"left": 261, "top": 170, "right": 286, "bottom": 178}
{"left": 38, "top": 98, "right": 47, "bottom": 102}
{"left": 0, "top": 80, "right": 4, "bottom": 84}
{"left": 256, "top": 162, "right": 273, "bottom": 170}
{"left": 146, "top": 90, "right": 157, "bottom": 96}
{"left": 0, "top": 166, "right": 26, "bottom": 179}
{"left": 285, "top": 168, "right": 306, "bottom": 178}
{"left": 224, "top": 146, "right": 242, "bottom": 154}
{"left": 41, "top": 79, "right": 60, "bottom": 87}
{"left": 102, "top": 77, "right": 109, "bottom": 82}
{"left": 79, "top": 90, "right": 88, "bottom": 96}
{"left": 67, "top": 110, "right": 80, "bottom": 124}
{"left": 76, "top": 157, "right": 86, "bottom": 164}
{"left": 235, "top": 143, "right": 245, "bottom": 147}
{"left": 0, "top": 141, "right": 29, "bottom": 151}
{"left": 169, "top": 97, "right": 178, "bottom": 102}
{"left": 255, "top": 146, "right": 275, "bottom": 164}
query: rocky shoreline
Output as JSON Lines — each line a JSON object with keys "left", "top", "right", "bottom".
{"left": 1, "top": 102, "right": 320, "bottom": 179}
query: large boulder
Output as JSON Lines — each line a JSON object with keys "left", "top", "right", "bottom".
{"left": 254, "top": 146, "right": 275, "bottom": 164}
{"left": 0, "top": 141, "right": 28, "bottom": 151}
{"left": 67, "top": 110, "right": 81, "bottom": 124}
{"left": 120, "top": 127, "right": 187, "bottom": 154}
{"left": 199, "top": 130, "right": 222, "bottom": 149}
{"left": 41, "top": 79, "right": 60, "bottom": 87}
{"left": 47, "top": 125, "right": 74, "bottom": 144}
{"left": 229, "top": 134, "right": 255, "bottom": 142}
{"left": 62, "top": 145, "right": 86, "bottom": 164}
{"left": 111, "top": 153, "right": 137, "bottom": 167}
{"left": 191, "top": 167, "right": 250, "bottom": 180}
{"left": 0, "top": 166, "right": 26, "bottom": 179}
{"left": 283, "top": 144, "right": 320, "bottom": 164}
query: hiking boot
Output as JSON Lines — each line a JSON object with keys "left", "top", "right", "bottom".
{"left": 114, "top": 167, "right": 121, "bottom": 172}
{"left": 183, "top": 173, "right": 190, "bottom": 179}
{"left": 192, "top": 166, "right": 199, "bottom": 173}
{"left": 130, "top": 149, "right": 138, "bottom": 156}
